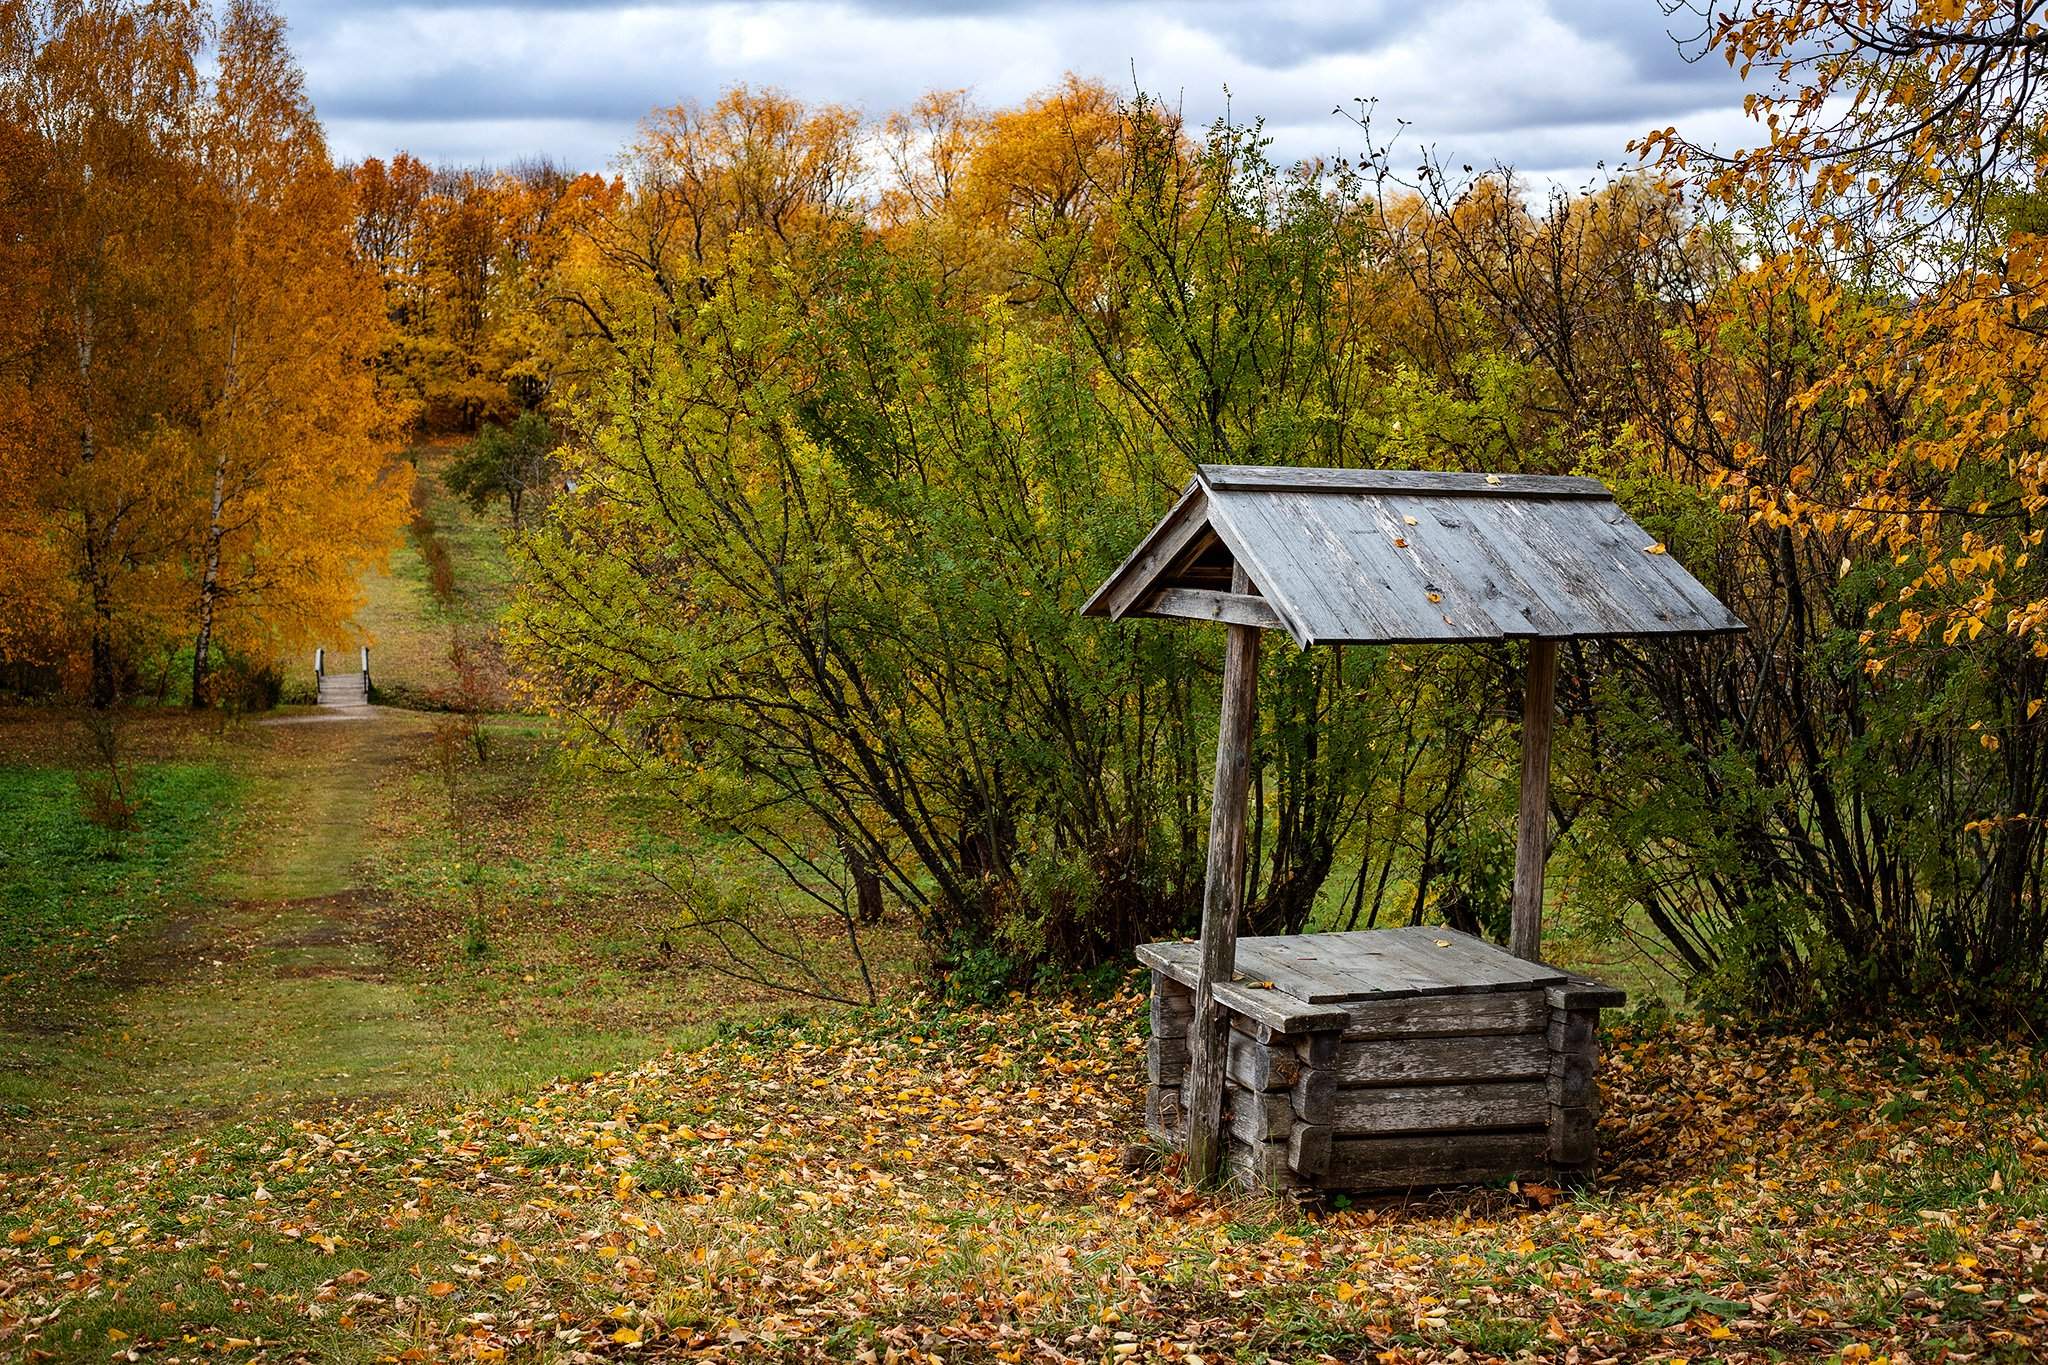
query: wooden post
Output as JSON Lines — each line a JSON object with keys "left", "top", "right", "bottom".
{"left": 1510, "top": 638, "right": 1559, "bottom": 961}
{"left": 1186, "top": 568, "right": 1261, "bottom": 1185}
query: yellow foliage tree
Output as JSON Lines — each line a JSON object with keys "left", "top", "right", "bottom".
{"left": 185, "top": 0, "right": 409, "bottom": 706}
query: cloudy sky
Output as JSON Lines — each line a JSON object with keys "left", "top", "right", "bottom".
{"left": 280, "top": 0, "right": 1757, "bottom": 185}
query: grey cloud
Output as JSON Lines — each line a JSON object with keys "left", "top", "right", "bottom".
{"left": 281, "top": 0, "right": 1751, "bottom": 176}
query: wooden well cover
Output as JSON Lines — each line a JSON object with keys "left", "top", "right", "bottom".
{"left": 1138, "top": 927, "right": 1567, "bottom": 1005}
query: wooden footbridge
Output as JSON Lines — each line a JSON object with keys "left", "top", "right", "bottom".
{"left": 313, "top": 646, "right": 371, "bottom": 707}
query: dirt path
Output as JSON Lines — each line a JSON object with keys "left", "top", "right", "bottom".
{"left": 0, "top": 706, "right": 448, "bottom": 1167}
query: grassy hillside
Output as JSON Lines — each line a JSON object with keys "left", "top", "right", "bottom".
{"left": 347, "top": 442, "right": 522, "bottom": 705}
{"left": 1, "top": 997, "right": 2041, "bottom": 1361}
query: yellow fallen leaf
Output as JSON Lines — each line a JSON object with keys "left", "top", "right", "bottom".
{"left": 1644, "top": 542, "right": 1668, "bottom": 555}
{"left": 505, "top": 1273, "right": 528, "bottom": 1290}
{"left": 612, "top": 1326, "right": 643, "bottom": 1344}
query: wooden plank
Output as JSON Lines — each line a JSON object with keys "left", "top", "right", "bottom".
{"left": 1150, "top": 976, "right": 1194, "bottom": 1038}
{"left": 1380, "top": 492, "right": 1575, "bottom": 637}
{"left": 1447, "top": 496, "right": 1617, "bottom": 638}
{"left": 1195, "top": 493, "right": 1318, "bottom": 646}
{"left": 1226, "top": 1032, "right": 1302, "bottom": 1092}
{"left": 1546, "top": 1068, "right": 1595, "bottom": 1108}
{"left": 1079, "top": 482, "right": 1213, "bottom": 621}
{"left": 1330, "top": 1033, "right": 1551, "bottom": 1087}
{"left": 1322, "top": 1130, "right": 1551, "bottom": 1191}
{"left": 1343, "top": 930, "right": 1500, "bottom": 997}
{"left": 1236, "top": 936, "right": 1402, "bottom": 1003}
{"left": 1547, "top": 1012, "right": 1596, "bottom": 1054}
{"left": 1186, "top": 593, "right": 1261, "bottom": 1188}
{"left": 1288, "top": 1123, "right": 1332, "bottom": 1177}
{"left": 1134, "top": 587, "right": 1285, "bottom": 631}
{"left": 1223, "top": 942, "right": 1357, "bottom": 1005}
{"left": 1546, "top": 978, "right": 1626, "bottom": 1010}
{"left": 1224, "top": 1136, "right": 1295, "bottom": 1192}
{"left": 1284, "top": 931, "right": 1435, "bottom": 997}
{"left": 1293, "top": 1068, "right": 1335, "bottom": 1124}
{"left": 1145, "top": 1084, "right": 1184, "bottom": 1141}
{"left": 1292, "top": 1030, "right": 1339, "bottom": 1069}
{"left": 1340, "top": 989, "right": 1550, "bottom": 1042}
{"left": 1287, "top": 492, "right": 1488, "bottom": 644}
{"left": 1510, "top": 639, "right": 1558, "bottom": 961}
{"left": 1213, "top": 981, "right": 1349, "bottom": 1037}
{"left": 1330, "top": 1080, "right": 1550, "bottom": 1135}
{"left": 1147, "top": 1036, "right": 1188, "bottom": 1087}
{"left": 1387, "top": 927, "right": 1566, "bottom": 991}
{"left": 1135, "top": 939, "right": 1198, "bottom": 986}
{"left": 1226, "top": 1089, "right": 1295, "bottom": 1143}
{"left": 1548, "top": 1105, "right": 1597, "bottom": 1166}
{"left": 1197, "top": 465, "right": 1613, "bottom": 499}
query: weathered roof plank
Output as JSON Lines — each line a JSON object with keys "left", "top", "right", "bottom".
{"left": 1082, "top": 464, "right": 1744, "bottom": 645}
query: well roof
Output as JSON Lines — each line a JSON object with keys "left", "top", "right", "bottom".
{"left": 1081, "top": 464, "right": 1745, "bottom": 647}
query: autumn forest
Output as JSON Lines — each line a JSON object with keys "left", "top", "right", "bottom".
{"left": 3, "top": 0, "right": 2048, "bottom": 1360}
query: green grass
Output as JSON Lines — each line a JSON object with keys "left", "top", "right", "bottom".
{"left": 349, "top": 443, "right": 519, "bottom": 703}
{"left": 0, "top": 761, "right": 242, "bottom": 988}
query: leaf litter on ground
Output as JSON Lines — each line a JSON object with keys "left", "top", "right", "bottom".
{"left": 2, "top": 992, "right": 2045, "bottom": 1362}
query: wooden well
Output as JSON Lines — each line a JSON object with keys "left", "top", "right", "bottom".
{"left": 1083, "top": 464, "right": 1742, "bottom": 1192}
{"left": 1139, "top": 927, "right": 1622, "bottom": 1192}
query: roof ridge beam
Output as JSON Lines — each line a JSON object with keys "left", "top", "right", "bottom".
{"left": 1197, "top": 465, "right": 1612, "bottom": 499}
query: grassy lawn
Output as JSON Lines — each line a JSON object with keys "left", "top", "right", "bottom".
{"left": 3, "top": 447, "right": 2039, "bottom": 1362}
{"left": 0, "top": 760, "right": 243, "bottom": 993}
{"left": 1, "top": 997, "right": 2041, "bottom": 1362}
{"left": 348, "top": 442, "right": 521, "bottom": 704}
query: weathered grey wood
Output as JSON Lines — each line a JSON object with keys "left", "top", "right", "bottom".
{"left": 1292, "top": 1030, "right": 1339, "bottom": 1068}
{"left": 1224, "top": 1136, "right": 1295, "bottom": 1191}
{"left": 1147, "top": 1036, "right": 1188, "bottom": 1087}
{"left": 1351, "top": 930, "right": 1512, "bottom": 996}
{"left": 1186, "top": 591, "right": 1261, "bottom": 1187}
{"left": 1510, "top": 638, "right": 1558, "bottom": 962}
{"left": 1547, "top": 1012, "right": 1596, "bottom": 1054}
{"left": 1226, "top": 1089, "right": 1295, "bottom": 1143}
{"left": 1548, "top": 1050, "right": 1596, "bottom": 1103}
{"left": 1145, "top": 1084, "right": 1184, "bottom": 1141}
{"left": 1330, "top": 1033, "right": 1551, "bottom": 1086}
{"left": 1135, "top": 587, "right": 1284, "bottom": 631}
{"left": 1341, "top": 989, "right": 1549, "bottom": 1041}
{"left": 1229, "top": 1009, "right": 1335, "bottom": 1056}
{"left": 1139, "top": 929, "right": 1565, "bottom": 1006}
{"left": 1293, "top": 1067, "right": 1335, "bottom": 1124}
{"left": 1323, "top": 1130, "right": 1551, "bottom": 1191}
{"left": 1150, "top": 984, "right": 1194, "bottom": 1039}
{"left": 1546, "top": 978, "right": 1626, "bottom": 1010}
{"left": 1288, "top": 1123, "right": 1332, "bottom": 1177}
{"left": 1225, "top": 1031, "right": 1302, "bottom": 1092}
{"left": 1548, "top": 1105, "right": 1597, "bottom": 1166}
{"left": 1330, "top": 1080, "right": 1550, "bottom": 1135}
{"left": 1080, "top": 483, "right": 1214, "bottom": 622}
{"left": 1212, "top": 982, "right": 1350, "bottom": 1037}
{"left": 1396, "top": 929, "right": 1564, "bottom": 992}
{"left": 1198, "top": 465, "right": 1614, "bottom": 499}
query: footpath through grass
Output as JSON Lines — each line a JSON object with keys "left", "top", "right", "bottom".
{"left": 1, "top": 996, "right": 2043, "bottom": 1363}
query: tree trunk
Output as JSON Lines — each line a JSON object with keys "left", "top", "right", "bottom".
{"left": 191, "top": 450, "right": 229, "bottom": 709}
